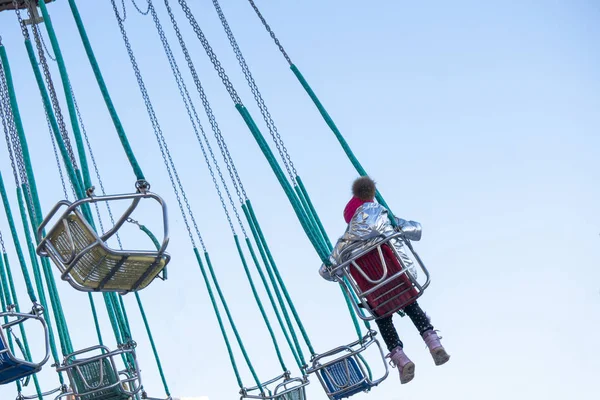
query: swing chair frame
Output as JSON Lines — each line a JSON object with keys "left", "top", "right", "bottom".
{"left": 240, "top": 371, "right": 309, "bottom": 400}
{"left": 36, "top": 187, "right": 170, "bottom": 294}
{"left": 0, "top": 304, "right": 50, "bottom": 385}
{"left": 56, "top": 343, "right": 142, "bottom": 400}
{"left": 326, "top": 232, "right": 431, "bottom": 321}
{"left": 307, "top": 331, "right": 387, "bottom": 400}
{"left": 16, "top": 384, "right": 71, "bottom": 400}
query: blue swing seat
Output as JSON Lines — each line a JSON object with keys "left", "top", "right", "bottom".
{"left": 307, "top": 331, "right": 389, "bottom": 400}
{"left": 320, "top": 357, "right": 370, "bottom": 400}
{"left": 0, "top": 308, "right": 49, "bottom": 385}
{"left": 0, "top": 344, "right": 40, "bottom": 385}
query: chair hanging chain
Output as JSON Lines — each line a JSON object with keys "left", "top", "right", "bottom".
{"left": 110, "top": 0, "right": 202, "bottom": 250}
{"left": 131, "top": 0, "right": 150, "bottom": 15}
{"left": 146, "top": 0, "right": 249, "bottom": 237}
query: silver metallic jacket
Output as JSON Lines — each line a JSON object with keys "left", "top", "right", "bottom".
{"left": 319, "top": 202, "right": 422, "bottom": 282}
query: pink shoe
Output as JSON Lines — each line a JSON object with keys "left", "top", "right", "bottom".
{"left": 422, "top": 330, "right": 450, "bottom": 366}
{"left": 387, "top": 346, "right": 415, "bottom": 384}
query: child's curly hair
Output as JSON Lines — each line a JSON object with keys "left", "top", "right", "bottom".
{"left": 352, "top": 176, "right": 376, "bottom": 201}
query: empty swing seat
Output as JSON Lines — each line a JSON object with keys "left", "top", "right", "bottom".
{"left": 0, "top": 308, "right": 50, "bottom": 385}
{"left": 58, "top": 345, "right": 141, "bottom": 400}
{"left": 37, "top": 191, "right": 170, "bottom": 294}
{"left": 241, "top": 373, "right": 308, "bottom": 400}
{"left": 0, "top": 345, "right": 39, "bottom": 385}
{"left": 319, "top": 357, "right": 369, "bottom": 400}
{"left": 274, "top": 386, "right": 305, "bottom": 400}
{"left": 307, "top": 332, "right": 388, "bottom": 400}
{"left": 70, "top": 358, "right": 129, "bottom": 400}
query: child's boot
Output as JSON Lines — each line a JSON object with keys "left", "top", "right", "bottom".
{"left": 422, "top": 330, "right": 450, "bottom": 366}
{"left": 387, "top": 346, "right": 415, "bottom": 384}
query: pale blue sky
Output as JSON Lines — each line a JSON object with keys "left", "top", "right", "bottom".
{"left": 0, "top": 1, "right": 598, "bottom": 399}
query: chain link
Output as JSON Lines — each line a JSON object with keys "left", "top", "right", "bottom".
{"left": 131, "top": 0, "right": 150, "bottom": 15}
{"left": 39, "top": 29, "right": 57, "bottom": 62}
{"left": 173, "top": 0, "right": 242, "bottom": 105}
{"left": 115, "top": 0, "right": 127, "bottom": 22}
{"left": 0, "top": 230, "right": 6, "bottom": 254}
{"left": 246, "top": 0, "right": 292, "bottom": 66}
{"left": 111, "top": 0, "right": 203, "bottom": 249}
{"left": 212, "top": 0, "right": 298, "bottom": 182}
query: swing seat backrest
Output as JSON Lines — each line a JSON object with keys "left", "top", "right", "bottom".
{"left": 330, "top": 231, "right": 431, "bottom": 321}
{"left": 350, "top": 243, "right": 418, "bottom": 318}
{"left": 242, "top": 373, "right": 308, "bottom": 400}
{"left": 274, "top": 388, "right": 305, "bottom": 400}
{"left": 272, "top": 376, "right": 308, "bottom": 400}
{"left": 59, "top": 345, "right": 141, "bottom": 400}
{"left": 320, "top": 357, "right": 369, "bottom": 400}
{"left": 69, "top": 358, "right": 129, "bottom": 400}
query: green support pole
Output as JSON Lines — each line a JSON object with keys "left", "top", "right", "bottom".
{"left": 290, "top": 64, "right": 396, "bottom": 222}
{"left": 63, "top": 0, "right": 146, "bottom": 181}
{"left": 38, "top": 0, "right": 92, "bottom": 191}
{"left": 236, "top": 104, "right": 329, "bottom": 262}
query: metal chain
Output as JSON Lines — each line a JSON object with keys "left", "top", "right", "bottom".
{"left": 173, "top": 0, "right": 242, "bottom": 105}
{"left": 211, "top": 0, "right": 298, "bottom": 182}
{"left": 0, "top": 230, "right": 6, "bottom": 254}
{"left": 70, "top": 83, "right": 123, "bottom": 248}
{"left": 0, "top": 53, "right": 38, "bottom": 224}
{"left": 110, "top": 0, "right": 203, "bottom": 249}
{"left": 246, "top": 0, "right": 292, "bottom": 66}
{"left": 115, "top": 0, "right": 127, "bottom": 22}
{"left": 148, "top": 1, "right": 251, "bottom": 238}
{"left": 12, "top": 0, "right": 30, "bottom": 40}
{"left": 39, "top": 30, "right": 57, "bottom": 62}
{"left": 0, "top": 61, "right": 20, "bottom": 187}
{"left": 164, "top": 0, "right": 248, "bottom": 205}
{"left": 23, "top": 2, "right": 80, "bottom": 172}
{"left": 131, "top": 0, "right": 150, "bottom": 15}
{"left": 45, "top": 108, "right": 71, "bottom": 200}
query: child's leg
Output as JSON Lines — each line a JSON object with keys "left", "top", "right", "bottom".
{"left": 376, "top": 316, "right": 415, "bottom": 384}
{"left": 375, "top": 315, "right": 403, "bottom": 352}
{"left": 404, "top": 301, "right": 450, "bottom": 366}
{"left": 403, "top": 301, "right": 434, "bottom": 334}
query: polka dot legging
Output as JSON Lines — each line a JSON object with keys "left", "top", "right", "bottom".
{"left": 375, "top": 301, "right": 434, "bottom": 351}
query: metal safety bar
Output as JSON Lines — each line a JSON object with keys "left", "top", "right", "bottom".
{"left": 325, "top": 232, "right": 431, "bottom": 320}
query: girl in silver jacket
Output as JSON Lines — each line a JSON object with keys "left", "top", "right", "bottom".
{"left": 320, "top": 177, "right": 450, "bottom": 384}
